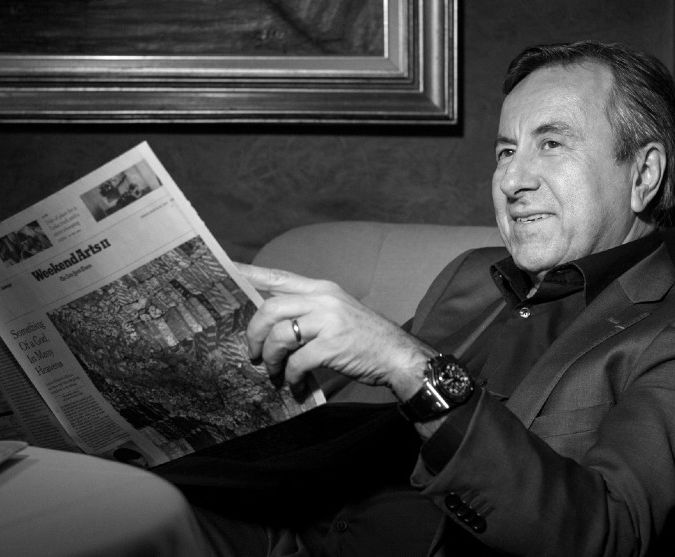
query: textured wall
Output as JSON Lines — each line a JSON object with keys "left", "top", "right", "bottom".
{"left": 0, "top": 0, "right": 672, "bottom": 262}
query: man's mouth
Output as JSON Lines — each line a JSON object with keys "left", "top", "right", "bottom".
{"left": 514, "top": 213, "right": 550, "bottom": 224}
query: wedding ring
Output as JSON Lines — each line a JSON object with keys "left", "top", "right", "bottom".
{"left": 291, "top": 319, "right": 303, "bottom": 346}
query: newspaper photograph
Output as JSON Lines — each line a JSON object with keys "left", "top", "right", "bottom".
{"left": 0, "top": 142, "right": 324, "bottom": 467}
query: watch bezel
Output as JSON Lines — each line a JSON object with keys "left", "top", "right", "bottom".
{"left": 430, "top": 355, "right": 474, "bottom": 404}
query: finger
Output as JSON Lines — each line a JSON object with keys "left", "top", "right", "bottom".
{"left": 247, "top": 295, "right": 313, "bottom": 359}
{"left": 261, "top": 318, "right": 303, "bottom": 379}
{"left": 236, "top": 263, "right": 338, "bottom": 296}
{"left": 283, "top": 346, "right": 320, "bottom": 400}
{"left": 283, "top": 338, "right": 341, "bottom": 399}
{"left": 285, "top": 345, "right": 321, "bottom": 387}
{"left": 257, "top": 308, "right": 339, "bottom": 372}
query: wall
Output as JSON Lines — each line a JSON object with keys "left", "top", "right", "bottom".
{"left": 0, "top": 0, "right": 672, "bottom": 262}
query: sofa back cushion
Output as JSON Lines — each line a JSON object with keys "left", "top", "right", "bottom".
{"left": 253, "top": 222, "right": 503, "bottom": 324}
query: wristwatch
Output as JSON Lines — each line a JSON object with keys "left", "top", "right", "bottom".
{"left": 399, "top": 354, "right": 474, "bottom": 422}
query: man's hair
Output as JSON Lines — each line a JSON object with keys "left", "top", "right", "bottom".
{"left": 503, "top": 40, "right": 675, "bottom": 227}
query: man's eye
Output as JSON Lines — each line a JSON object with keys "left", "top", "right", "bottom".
{"left": 542, "top": 140, "right": 561, "bottom": 150}
{"left": 496, "top": 148, "right": 514, "bottom": 161}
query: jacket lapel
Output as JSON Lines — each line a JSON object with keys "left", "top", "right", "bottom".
{"left": 435, "top": 298, "right": 506, "bottom": 358}
{"left": 505, "top": 244, "right": 675, "bottom": 427}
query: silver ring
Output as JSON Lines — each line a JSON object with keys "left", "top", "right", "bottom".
{"left": 291, "top": 319, "right": 303, "bottom": 345}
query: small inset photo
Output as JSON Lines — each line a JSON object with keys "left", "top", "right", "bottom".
{"left": 0, "top": 220, "right": 53, "bottom": 267}
{"left": 81, "top": 160, "right": 162, "bottom": 222}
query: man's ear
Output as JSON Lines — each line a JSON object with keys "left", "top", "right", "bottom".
{"left": 631, "top": 142, "right": 666, "bottom": 213}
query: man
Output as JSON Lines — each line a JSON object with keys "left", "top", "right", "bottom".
{"left": 172, "top": 41, "right": 675, "bottom": 555}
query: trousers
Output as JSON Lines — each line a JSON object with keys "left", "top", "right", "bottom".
{"left": 154, "top": 403, "right": 490, "bottom": 556}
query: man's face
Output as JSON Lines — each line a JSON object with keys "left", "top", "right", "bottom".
{"left": 492, "top": 62, "right": 640, "bottom": 280}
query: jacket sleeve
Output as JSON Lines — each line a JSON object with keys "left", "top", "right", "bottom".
{"left": 410, "top": 322, "right": 675, "bottom": 557}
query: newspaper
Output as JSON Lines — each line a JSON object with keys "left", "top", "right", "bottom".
{"left": 0, "top": 142, "right": 324, "bottom": 467}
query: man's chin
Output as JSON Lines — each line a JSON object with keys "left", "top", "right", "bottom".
{"left": 510, "top": 249, "right": 560, "bottom": 277}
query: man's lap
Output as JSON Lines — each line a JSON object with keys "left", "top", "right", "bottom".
{"left": 154, "top": 403, "right": 421, "bottom": 523}
{"left": 154, "top": 402, "right": 499, "bottom": 556}
{"left": 191, "top": 484, "right": 442, "bottom": 557}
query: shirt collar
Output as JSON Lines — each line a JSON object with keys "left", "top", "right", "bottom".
{"left": 491, "top": 232, "right": 662, "bottom": 306}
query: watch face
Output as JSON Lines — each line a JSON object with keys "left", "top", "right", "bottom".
{"left": 435, "top": 361, "right": 473, "bottom": 402}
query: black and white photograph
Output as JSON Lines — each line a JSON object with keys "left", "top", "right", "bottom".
{"left": 80, "top": 160, "right": 162, "bottom": 222}
{"left": 3, "top": 1, "right": 675, "bottom": 555}
{"left": 0, "top": 220, "right": 52, "bottom": 267}
{"left": 47, "top": 236, "right": 302, "bottom": 459}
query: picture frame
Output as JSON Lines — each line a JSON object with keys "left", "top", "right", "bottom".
{"left": 0, "top": 0, "right": 457, "bottom": 125}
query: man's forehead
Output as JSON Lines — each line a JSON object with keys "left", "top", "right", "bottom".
{"left": 498, "top": 62, "right": 613, "bottom": 136}
{"left": 509, "top": 60, "right": 613, "bottom": 97}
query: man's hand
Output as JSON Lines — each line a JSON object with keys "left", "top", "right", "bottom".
{"left": 237, "top": 263, "right": 434, "bottom": 400}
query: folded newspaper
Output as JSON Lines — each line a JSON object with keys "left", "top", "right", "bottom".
{"left": 0, "top": 142, "right": 324, "bottom": 467}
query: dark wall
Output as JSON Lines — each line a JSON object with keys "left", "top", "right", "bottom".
{"left": 1, "top": 0, "right": 672, "bottom": 262}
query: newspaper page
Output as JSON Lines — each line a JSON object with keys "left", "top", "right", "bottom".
{"left": 0, "top": 342, "right": 78, "bottom": 450}
{"left": 0, "top": 142, "right": 324, "bottom": 467}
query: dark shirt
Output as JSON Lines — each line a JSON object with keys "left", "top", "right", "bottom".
{"left": 422, "top": 232, "right": 662, "bottom": 473}
{"left": 463, "top": 231, "right": 662, "bottom": 397}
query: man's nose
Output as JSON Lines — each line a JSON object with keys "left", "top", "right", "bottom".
{"left": 498, "top": 152, "right": 539, "bottom": 199}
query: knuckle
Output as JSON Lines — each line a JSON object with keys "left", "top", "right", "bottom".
{"left": 269, "top": 321, "right": 289, "bottom": 343}
{"left": 285, "top": 363, "right": 304, "bottom": 387}
{"left": 315, "top": 279, "right": 341, "bottom": 294}
{"left": 316, "top": 292, "right": 342, "bottom": 311}
{"left": 286, "top": 350, "right": 310, "bottom": 379}
{"left": 262, "top": 344, "right": 285, "bottom": 368}
{"left": 268, "top": 267, "right": 292, "bottom": 282}
{"left": 260, "top": 296, "right": 285, "bottom": 318}
{"left": 284, "top": 362, "right": 298, "bottom": 383}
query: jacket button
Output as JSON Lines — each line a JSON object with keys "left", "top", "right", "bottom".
{"left": 470, "top": 516, "right": 487, "bottom": 533}
{"left": 518, "top": 307, "right": 531, "bottom": 318}
{"left": 334, "top": 519, "right": 348, "bottom": 533}
{"left": 455, "top": 505, "right": 473, "bottom": 519}
{"left": 444, "top": 493, "right": 462, "bottom": 511}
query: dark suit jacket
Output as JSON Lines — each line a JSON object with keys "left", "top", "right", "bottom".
{"left": 409, "top": 244, "right": 675, "bottom": 556}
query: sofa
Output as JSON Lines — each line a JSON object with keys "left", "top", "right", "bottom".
{"left": 253, "top": 221, "right": 504, "bottom": 402}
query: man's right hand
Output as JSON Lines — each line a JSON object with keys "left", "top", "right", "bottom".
{"left": 236, "top": 263, "right": 436, "bottom": 400}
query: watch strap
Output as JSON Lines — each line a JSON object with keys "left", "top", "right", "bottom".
{"left": 398, "top": 380, "right": 453, "bottom": 422}
{"left": 399, "top": 354, "right": 474, "bottom": 423}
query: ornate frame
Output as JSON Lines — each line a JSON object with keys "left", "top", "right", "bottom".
{"left": 0, "top": 0, "right": 457, "bottom": 124}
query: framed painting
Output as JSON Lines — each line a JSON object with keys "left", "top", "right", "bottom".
{"left": 0, "top": 0, "right": 457, "bottom": 124}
